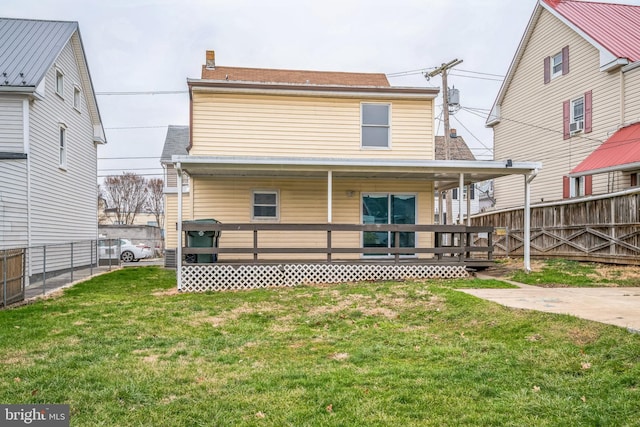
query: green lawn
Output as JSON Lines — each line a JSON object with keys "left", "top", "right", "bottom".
{"left": 510, "top": 258, "right": 640, "bottom": 287}
{"left": 1, "top": 267, "right": 639, "bottom": 426}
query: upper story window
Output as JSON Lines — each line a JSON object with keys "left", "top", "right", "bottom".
{"left": 544, "top": 46, "right": 569, "bottom": 84}
{"left": 563, "top": 90, "right": 592, "bottom": 139}
{"left": 361, "top": 103, "right": 390, "bottom": 148}
{"left": 59, "top": 124, "right": 67, "bottom": 169}
{"left": 55, "top": 69, "right": 64, "bottom": 97}
{"left": 73, "top": 86, "right": 82, "bottom": 110}
{"left": 551, "top": 52, "right": 563, "bottom": 78}
{"left": 252, "top": 190, "right": 278, "bottom": 220}
{"left": 571, "top": 96, "right": 584, "bottom": 127}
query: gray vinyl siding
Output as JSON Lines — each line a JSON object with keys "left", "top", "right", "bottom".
{"left": 0, "top": 160, "right": 28, "bottom": 249}
{"left": 28, "top": 37, "right": 97, "bottom": 251}
{"left": 0, "top": 98, "right": 24, "bottom": 152}
{"left": 493, "top": 9, "right": 628, "bottom": 209}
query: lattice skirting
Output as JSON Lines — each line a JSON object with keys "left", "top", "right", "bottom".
{"left": 180, "top": 264, "right": 468, "bottom": 292}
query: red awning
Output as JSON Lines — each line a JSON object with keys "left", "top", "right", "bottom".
{"left": 571, "top": 122, "right": 640, "bottom": 176}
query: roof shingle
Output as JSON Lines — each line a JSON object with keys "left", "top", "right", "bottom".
{"left": 201, "top": 65, "right": 390, "bottom": 87}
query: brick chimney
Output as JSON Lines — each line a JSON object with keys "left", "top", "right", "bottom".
{"left": 206, "top": 50, "right": 216, "bottom": 70}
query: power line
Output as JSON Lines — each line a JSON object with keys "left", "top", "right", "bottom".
{"left": 99, "top": 167, "right": 164, "bottom": 172}
{"left": 98, "top": 156, "right": 160, "bottom": 160}
{"left": 448, "top": 72, "right": 503, "bottom": 82}
{"left": 105, "top": 125, "right": 169, "bottom": 130}
{"left": 455, "top": 69, "right": 505, "bottom": 78}
{"left": 451, "top": 114, "right": 494, "bottom": 155}
{"left": 95, "top": 90, "right": 188, "bottom": 96}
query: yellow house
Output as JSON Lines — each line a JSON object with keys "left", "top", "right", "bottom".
{"left": 165, "top": 51, "right": 540, "bottom": 290}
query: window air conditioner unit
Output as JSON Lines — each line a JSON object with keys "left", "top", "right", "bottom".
{"left": 570, "top": 120, "right": 584, "bottom": 133}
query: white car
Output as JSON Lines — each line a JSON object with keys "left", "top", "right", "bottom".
{"left": 98, "top": 239, "right": 153, "bottom": 262}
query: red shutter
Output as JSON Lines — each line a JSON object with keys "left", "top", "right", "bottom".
{"left": 562, "top": 46, "right": 570, "bottom": 75}
{"left": 563, "top": 176, "right": 570, "bottom": 199}
{"left": 631, "top": 174, "right": 638, "bottom": 187}
{"left": 544, "top": 56, "right": 551, "bottom": 84}
{"left": 585, "top": 175, "right": 593, "bottom": 195}
{"left": 563, "top": 100, "right": 570, "bottom": 140}
{"left": 584, "top": 90, "right": 593, "bottom": 133}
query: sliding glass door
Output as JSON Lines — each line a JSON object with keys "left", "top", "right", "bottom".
{"left": 362, "top": 194, "right": 416, "bottom": 256}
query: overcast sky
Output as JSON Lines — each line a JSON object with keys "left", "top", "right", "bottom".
{"left": 4, "top": 0, "right": 639, "bottom": 180}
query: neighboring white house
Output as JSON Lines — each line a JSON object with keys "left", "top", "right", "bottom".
{"left": 0, "top": 18, "right": 105, "bottom": 271}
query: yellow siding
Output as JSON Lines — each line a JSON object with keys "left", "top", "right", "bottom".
{"left": 170, "top": 177, "right": 435, "bottom": 261}
{"left": 493, "top": 9, "right": 626, "bottom": 209}
{"left": 624, "top": 67, "right": 640, "bottom": 124}
{"left": 164, "top": 192, "right": 192, "bottom": 249}
{"left": 190, "top": 93, "right": 434, "bottom": 160}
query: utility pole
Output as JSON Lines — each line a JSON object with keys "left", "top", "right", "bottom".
{"left": 427, "top": 58, "right": 463, "bottom": 224}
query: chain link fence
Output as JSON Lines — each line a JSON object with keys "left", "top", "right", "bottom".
{"left": 1, "top": 238, "right": 164, "bottom": 308}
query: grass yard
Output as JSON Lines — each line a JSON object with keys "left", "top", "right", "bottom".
{"left": 1, "top": 267, "right": 639, "bottom": 426}
{"left": 507, "top": 258, "right": 640, "bottom": 287}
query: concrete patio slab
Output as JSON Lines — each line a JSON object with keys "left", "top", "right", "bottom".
{"left": 461, "top": 284, "right": 640, "bottom": 332}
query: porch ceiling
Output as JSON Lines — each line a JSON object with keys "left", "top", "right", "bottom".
{"left": 172, "top": 155, "right": 541, "bottom": 191}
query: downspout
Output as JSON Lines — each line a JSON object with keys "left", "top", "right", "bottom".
{"left": 523, "top": 170, "right": 538, "bottom": 272}
{"left": 176, "top": 162, "right": 183, "bottom": 290}
{"left": 24, "top": 99, "right": 32, "bottom": 280}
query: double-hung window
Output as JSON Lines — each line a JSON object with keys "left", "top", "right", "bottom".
{"left": 59, "top": 124, "right": 67, "bottom": 169}
{"left": 55, "top": 69, "right": 64, "bottom": 97}
{"left": 252, "top": 190, "right": 278, "bottom": 220}
{"left": 361, "top": 103, "right": 390, "bottom": 148}
{"left": 570, "top": 96, "right": 584, "bottom": 133}
{"left": 73, "top": 86, "right": 82, "bottom": 110}
{"left": 551, "top": 52, "right": 563, "bottom": 78}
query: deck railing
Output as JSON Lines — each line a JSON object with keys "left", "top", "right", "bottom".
{"left": 181, "top": 223, "right": 494, "bottom": 266}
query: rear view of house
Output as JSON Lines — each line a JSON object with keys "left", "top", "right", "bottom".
{"left": 163, "top": 51, "right": 540, "bottom": 290}
{"left": 0, "top": 18, "right": 105, "bottom": 277}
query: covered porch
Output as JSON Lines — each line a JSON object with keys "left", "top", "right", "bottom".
{"left": 172, "top": 155, "right": 541, "bottom": 291}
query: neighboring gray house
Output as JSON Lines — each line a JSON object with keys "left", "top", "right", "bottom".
{"left": 160, "top": 125, "right": 190, "bottom": 253}
{"left": 0, "top": 18, "right": 105, "bottom": 272}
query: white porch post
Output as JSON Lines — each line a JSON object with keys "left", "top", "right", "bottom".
{"left": 524, "top": 171, "right": 538, "bottom": 272}
{"left": 327, "top": 170, "right": 333, "bottom": 223}
{"left": 176, "top": 163, "right": 183, "bottom": 290}
{"left": 458, "top": 173, "right": 464, "bottom": 224}
{"left": 466, "top": 184, "right": 471, "bottom": 226}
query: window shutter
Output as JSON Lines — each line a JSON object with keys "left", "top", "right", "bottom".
{"left": 631, "top": 173, "right": 638, "bottom": 187}
{"left": 563, "top": 100, "right": 570, "bottom": 140}
{"left": 584, "top": 90, "right": 593, "bottom": 133}
{"left": 562, "top": 46, "right": 570, "bottom": 75}
{"left": 585, "top": 175, "right": 593, "bottom": 195}
{"left": 544, "top": 56, "right": 551, "bottom": 84}
{"left": 452, "top": 188, "right": 458, "bottom": 200}
{"left": 470, "top": 184, "right": 475, "bottom": 200}
{"left": 563, "top": 176, "right": 570, "bottom": 199}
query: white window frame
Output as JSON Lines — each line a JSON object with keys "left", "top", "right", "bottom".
{"left": 73, "top": 85, "right": 82, "bottom": 111}
{"left": 361, "top": 103, "right": 391, "bottom": 149}
{"left": 59, "top": 124, "right": 67, "bottom": 169}
{"left": 551, "top": 52, "right": 563, "bottom": 78}
{"left": 570, "top": 176, "right": 585, "bottom": 197}
{"left": 251, "top": 190, "right": 279, "bottom": 221}
{"left": 55, "top": 69, "right": 64, "bottom": 97}
{"left": 570, "top": 96, "right": 585, "bottom": 133}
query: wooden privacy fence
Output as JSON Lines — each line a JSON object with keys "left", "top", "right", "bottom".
{"left": 471, "top": 190, "right": 640, "bottom": 265}
{"left": 1, "top": 249, "right": 25, "bottom": 307}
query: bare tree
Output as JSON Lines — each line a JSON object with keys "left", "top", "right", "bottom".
{"left": 146, "top": 178, "right": 164, "bottom": 229}
{"left": 102, "top": 173, "right": 148, "bottom": 225}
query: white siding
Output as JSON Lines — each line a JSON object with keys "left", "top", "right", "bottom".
{"left": 28, "top": 36, "right": 98, "bottom": 248}
{"left": 0, "top": 97, "right": 24, "bottom": 152}
{"left": 493, "top": 9, "right": 626, "bottom": 209}
{"left": 0, "top": 160, "right": 28, "bottom": 249}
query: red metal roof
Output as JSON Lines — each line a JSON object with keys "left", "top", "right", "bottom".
{"left": 543, "top": 0, "right": 640, "bottom": 62}
{"left": 571, "top": 122, "right": 640, "bottom": 175}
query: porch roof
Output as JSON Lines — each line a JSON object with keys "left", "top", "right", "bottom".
{"left": 171, "top": 155, "right": 541, "bottom": 191}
